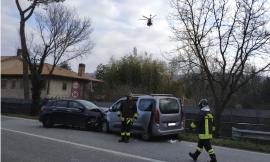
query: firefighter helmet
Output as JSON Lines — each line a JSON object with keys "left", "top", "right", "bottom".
{"left": 198, "top": 99, "right": 208, "bottom": 108}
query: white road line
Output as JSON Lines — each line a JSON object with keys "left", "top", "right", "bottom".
{"left": 2, "top": 128, "right": 166, "bottom": 162}
{"left": 1, "top": 115, "right": 37, "bottom": 121}
{"left": 182, "top": 141, "right": 270, "bottom": 156}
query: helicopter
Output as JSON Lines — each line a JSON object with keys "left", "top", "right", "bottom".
{"left": 139, "top": 14, "right": 156, "bottom": 27}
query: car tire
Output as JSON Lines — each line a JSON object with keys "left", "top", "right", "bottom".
{"left": 42, "top": 116, "right": 53, "bottom": 128}
{"left": 102, "top": 121, "right": 110, "bottom": 133}
{"left": 141, "top": 131, "right": 151, "bottom": 141}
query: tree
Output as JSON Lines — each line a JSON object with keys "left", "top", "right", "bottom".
{"left": 59, "top": 62, "right": 72, "bottom": 71}
{"left": 15, "top": 0, "right": 64, "bottom": 100}
{"left": 169, "top": 0, "right": 270, "bottom": 135}
{"left": 27, "top": 4, "right": 93, "bottom": 115}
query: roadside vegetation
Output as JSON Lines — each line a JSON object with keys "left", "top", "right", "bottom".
{"left": 178, "top": 132, "right": 270, "bottom": 153}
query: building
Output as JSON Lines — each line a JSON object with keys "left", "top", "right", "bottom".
{"left": 1, "top": 55, "right": 102, "bottom": 99}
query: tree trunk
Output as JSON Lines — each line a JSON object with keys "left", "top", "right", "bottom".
{"left": 214, "top": 110, "right": 222, "bottom": 138}
{"left": 30, "top": 74, "right": 42, "bottom": 116}
{"left": 19, "top": 19, "right": 30, "bottom": 99}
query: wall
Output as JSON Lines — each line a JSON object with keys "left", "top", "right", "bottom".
{"left": 1, "top": 78, "right": 47, "bottom": 99}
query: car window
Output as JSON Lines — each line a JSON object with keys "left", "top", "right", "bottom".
{"left": 53, "top": 100, "right": 68, "bottom": 107}
{"left": 69, "top": 101, "right": 84, "bottom": 109}
{"left": 77, "top": 100, "right": 99, "bottom": 110}
{"left": 139, "top": 99, "right": 155, "bottom": 111}
{"left": 159, "top": 98, "right": 179, "bottom": 114}
{"left": 112, "top": 100, "right": 123, "bottom": 112}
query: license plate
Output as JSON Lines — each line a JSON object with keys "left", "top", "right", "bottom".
{"left": 168, "top": 123, "right": 176, "bottom": 126}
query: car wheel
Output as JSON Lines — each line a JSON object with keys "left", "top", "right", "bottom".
{"left": 42, "top": 116, "right": 53, "bottom": 128}
{"left": 102, "top": 121, "right": 110, "bottom": 133}
{"left": 141, "top": 131, "right": 151, "bottom": 141}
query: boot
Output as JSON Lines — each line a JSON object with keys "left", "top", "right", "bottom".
{"left": 124, "top": 136, "right": 129, "bottom": 143}
{"left": 118, "top": 136, "right": 125, "bottom": 142}
{"left": 189, "top": 151, "right": 200, "bottom": 161}
{"left": 209, "top": 154, "right": 217, "bottom": 162}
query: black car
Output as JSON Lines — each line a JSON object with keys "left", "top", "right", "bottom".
{"left": 39, "top": 99, "right": 104, "bottom": 131}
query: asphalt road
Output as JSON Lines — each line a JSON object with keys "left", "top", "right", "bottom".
{"left": 1, "top": 116, "right": 270, "bottom": 162}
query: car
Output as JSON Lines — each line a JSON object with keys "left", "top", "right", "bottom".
{"left": 102, "top": 94, "right": 185, "bottom": 140}
{"left": 39, "top": 99, "right": 104, "bottom": 131}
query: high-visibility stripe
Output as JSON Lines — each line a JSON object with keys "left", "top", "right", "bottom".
{"left": 199, "top": 134, "right": 212, "bottom": 139}
{"left": 191, "top": 122, "right": 196, "bottom": 129}
{"left": 205, "top": 118, "right": 209, "bottom": 136}
{"left": 208, "top": 149, "right": 215, "bottom": 155}
{"left": 121, "top": 132, "right": 125, "bottom": 136}
{"left": 126, "top": 132, "right": 131, "bottom": 136}
{"left": 127, "top": 119, "right": 131, "bottom": 124}
{"left": 196, "top": 147, "right": 203, "bottom": 152}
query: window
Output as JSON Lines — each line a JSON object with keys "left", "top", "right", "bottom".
{"left": 54, "top": 100, "right": 68, "bottom": 107}
{"left": 111, "top": 100, "right": 123, "bottom": 112}
{"left": 159, "top": 98, "right": 179, "bottom": 114}
{"left": 62, "top": 82, "right": 67, "bottom": 91}
{"left": 20, "top": 80, "right": 24, "bottom": 89}
{"left": 139, "top": 99, "right": 155, "bottom": 111}
{"left": 69, "top": 101, "right": 84, "bottom": 109}
{"left": 41, "top": 80, "right": 46, "bottom": 90}
{"left": 2, "top": 80, "right": 7, "bottom": 89}
{"left": 11, "top": 80, "right": 16, "bottom": 89}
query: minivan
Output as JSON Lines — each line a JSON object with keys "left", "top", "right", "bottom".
{"left": 102, "top": 94, "right": 185, "bottom": 140}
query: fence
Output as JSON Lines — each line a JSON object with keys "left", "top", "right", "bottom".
{"left": 232, "top": 127, "right": 270, "bottom": 141}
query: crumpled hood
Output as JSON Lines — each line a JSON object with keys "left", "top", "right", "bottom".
{"left": 201, "top": 105, "right": 210, "bottom": 111}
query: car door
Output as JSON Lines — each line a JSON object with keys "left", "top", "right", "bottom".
{"left": 133, "top": 98, "right": 155, "bottom": 133}
{"left": 67, "top": 101, "right": 85, "bottom": 127}
{"left": 51, "top": 100, "right": 68, "bottom": 125}
{"left": 107, "top": 99, "right": 125, "bottom": 132}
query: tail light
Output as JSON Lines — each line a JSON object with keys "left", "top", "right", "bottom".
{"left": 154, "top": 108, "right": 160, "bottom": 123}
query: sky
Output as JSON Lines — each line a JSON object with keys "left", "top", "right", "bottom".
{"left": 1, "top": 0, "right": 177, "bottom": 73}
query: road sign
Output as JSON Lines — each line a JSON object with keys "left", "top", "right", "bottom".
{"left": 72, "top": 81, "right": 80, "bottom": 89}
{"left": 71, "top": 90, "right": 80, "bottom": 98}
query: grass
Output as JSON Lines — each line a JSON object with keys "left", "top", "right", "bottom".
{"left": 178, "top": 132, "right": 270, "bottom": 153}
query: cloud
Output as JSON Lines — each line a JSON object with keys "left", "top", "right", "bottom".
{"left": 1, "top": 0, "right": 176, "bottom": 73}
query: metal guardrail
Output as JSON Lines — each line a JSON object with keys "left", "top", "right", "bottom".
{"left": 232, "top": 127, "right": 270, "bottom": 141}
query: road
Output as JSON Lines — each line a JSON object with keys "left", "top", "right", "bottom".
{"left": 1, "top": 116, "right": 270, "bottom": 162}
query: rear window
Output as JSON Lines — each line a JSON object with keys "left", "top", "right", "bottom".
{"left": 159, "top": 98, "right": 179, "bottom": 114}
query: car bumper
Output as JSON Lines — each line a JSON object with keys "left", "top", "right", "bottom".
{"left": 152, "top": 124, "right": 185, "bottom": 136}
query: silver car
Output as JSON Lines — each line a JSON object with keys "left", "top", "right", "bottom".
{"left": 102, "top": 94, "right": 185, "bottom": 140}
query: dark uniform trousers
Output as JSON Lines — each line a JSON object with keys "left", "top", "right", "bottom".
{"left": 120, "top": 118, "right": 133, "bottom": 138}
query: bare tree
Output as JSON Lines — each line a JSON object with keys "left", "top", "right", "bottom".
{"left": 15, "top": 0, "right": 64, "bottom": 100}
{"left": 169, "top": 0, "right": 270, "bottom": 135}
{"left": 27, "top": 4, "right": 93, "bottom": 115}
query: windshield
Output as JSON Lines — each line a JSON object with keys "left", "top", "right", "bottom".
{"left": 159, "top": 98, "right": 180, "bottom": 114}
{"left": 77, "top": 100, "right": 99, "bottom": 110}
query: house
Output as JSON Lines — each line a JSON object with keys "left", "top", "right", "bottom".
{"left": 1, "top": 54, "right": 102, "bottom": 100}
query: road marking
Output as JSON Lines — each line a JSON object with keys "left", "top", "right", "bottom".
{"left": 2, "top": 128, "right": 166, "bottom": 162}
{"left": 182, "top": 141, "right": 270, "bottom": 156}
{"left": 1, "top": 115, "right": 37, "bottom": 121}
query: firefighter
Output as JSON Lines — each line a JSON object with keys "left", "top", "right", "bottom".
{"left": 189, "top": 99, "right": 217, "bottom": 162}
{"left": 117, "top": 94, "right": 138, "bottom": 143}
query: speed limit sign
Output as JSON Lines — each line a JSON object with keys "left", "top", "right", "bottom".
{"left": 71, "top": 90, "right": 80, "bottom": 98}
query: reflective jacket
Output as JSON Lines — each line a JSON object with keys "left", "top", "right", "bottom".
{"left": 117, "top": 99, "right": 138, "bottom": 120}
{"left": 190, "top": 106, "right": 215, "bottom": 139}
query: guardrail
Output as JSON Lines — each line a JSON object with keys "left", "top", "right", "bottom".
{"left": 232, "top": 127, "right": 270, "bottom": 141}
